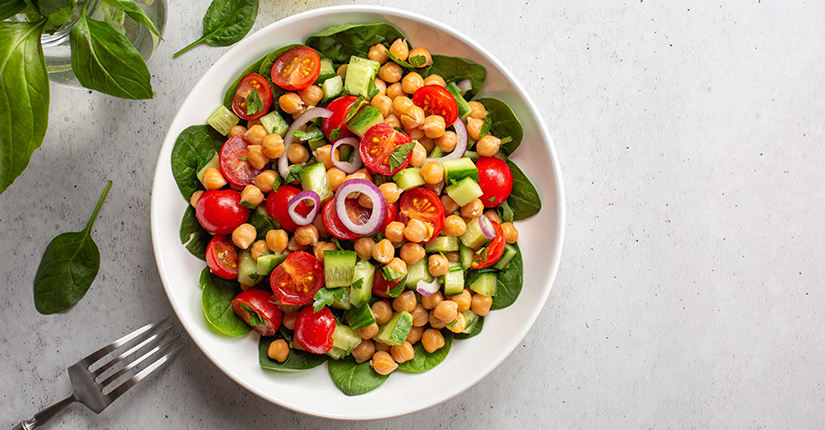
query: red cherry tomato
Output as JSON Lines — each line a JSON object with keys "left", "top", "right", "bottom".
{"left": 412, "top": 85, "right": 459, "bottom": 126}
{"left": 381, "top": 201, "right": 399, "bottom": 234}
{"left": 471, "top": 221, "right": 505, "bottom": 269}
{"left": 294, "top": 306, "right": 335, "bottom": 354}
{"left": 196, "top": 190, "right": 250, "bottom": 235}
{"left": 322, "top": 95, "right": 363, "bottom": 143}
{"left": 270, "top": 46, "right": 321, "bottom": 91}
{"left": 359, "top": 123, "right": 412, "bottom": 175}
{"left": 476, "top": 157, "right": 514, "bottom": 208}
{"left": 321, "top": 197, "right": 397, "bottom": 240}
{"left": 230, "top": 289, "right": 283, "bottom": 336}
{"left": 231, "top": 73, "right": 272, "bottom": 121}
{"left": 219, "top": 135, "right": 264, "bottom": 188}
{"left": 269, "top": 251, "right": 324, "bottom": 305}
{"left": 265, "top": 185, "right": 312, "bottom": 233}
{"left": 397, "top": 188, "right": 445, "bottom": 243}
{"left": 205, "top": 235, "right": 239, "bottom": 279}
{"left": 372, "top": 266, "right": 405, "bottom": 299}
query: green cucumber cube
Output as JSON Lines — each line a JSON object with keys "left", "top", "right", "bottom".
{"left": 445, "top": 177, "right": 483, "bottom": 206}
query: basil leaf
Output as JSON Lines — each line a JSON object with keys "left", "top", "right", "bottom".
{"left": 474, "top": 98, "right": 524, "bottom": 154}
{"left": 0, "top": 0, "right": 27, "bottom": 20}
{"left": 259, "top": 329, "right": 328, "bottom": 372}
{"left": 179, "top": 205, "right": 210, "bottom": 260}
{"left": 33, "top": 181, "right": 112, "bottom": 314}
{"left": 492, "top": 243, "right": 522, "bottom": 310}
{"left": 69, "top": 5, "right": 154, "bottom": 99}
{"left": 397, "top": 330, "right": 453, "bottom": 373}
{"left": 244, "top": 87, "right": 264, "bottom": 116}
{"left": 200, "top": 267, "right": 250, "bottom": 336}
{"left": 505, "top": 160, "right": 541, "bottom": 221}
{"left": 174, "top": 0, "right": 258, "bottom": 57}
{"left": 313, "top": 288, "right": 345, "bottom": 312}
{"left": 424, "top": 55, "right": 487, "bottom": 100}
{"left": 46, "top": 4, "right": 73, "bottom": 28}
{"left": 240, "top": 304, "right": 264, "bottom": 327}
{"left": 284, "top": 163, "right": 304, "bottom": 184}
{"left": 291, "top": 128, "right": 324, "bottom": 143}
{"left": 32, "top": 0, "right": 70, "bottom": 16}
{"left": 343, "top": 96, "right": 365, "bottom": 123}
{"left": 388, "top": 141, "right": 415, "bottom": 172}
{"left": 328, "top": 355, "right": 390, "bottom": 396}
{"left": 305, "top": 23, "right": 405, "bottom": 64}
{"left": 382, "top": 265, "right": 405, "bottom": 282}
{"left": 100, "top": 0, "right": 161, "bottom": 38}
{"left": 170, "top": 125, "right": 224, "bottom": 201}
{"left": 0, "top": 20, "right": 49, "bottom": 195}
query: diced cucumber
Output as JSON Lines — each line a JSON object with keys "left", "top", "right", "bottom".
{"left": 206, "top": 105, "right": 239, "bottom": 136}
{"left": 346, "top": 105, "right": 384, "bottom": 137}
{"left": 238, "top": 251, "right": 264, "bottom": 287}
{"left": 468, "top": 272, "right": 497, "bottom": 296}
{"left": 196, "top": 154, "right": 219, "bottom": 185}
{"left": 446, "top": 81, "right": 472, "bottom": 120}
{"left": 324, "top": 250, "right": 357, "bottom": 288}
{"left": 298, "top": 162, "right": 333, "bottom": 202}
{"left": 460, "top": 216, "right": 493, "bottom": 249}
{"left": 260, "top": 110, "right": 289, "bottom": 137}
{"left": 429, "top": 146, "right": 444, "bottom": 159}
{"left": 315, "top": 57, "right": 336, "bottom": 84}
{"left": 321, "top": 75, "right": 344, "bottom": 104}
{"left": 443, "top": 262, "right": 464, "bottom": 296}
{"left": 345, "top": 303, "right": 376, "bottom": 331}
{"left": 459, "top": 242, "right": 474, "bottom": 270}
{"left": 256, "top": 253, "right": 287, "bottom": 276}
{"left": 464, "top": 150, "right": 480, "bottom": 161}
{"left": 326, "top": 324, "right": 362, "bottom": 360}
{"left": 374, "top": 311, "right": 413, "bottom": 346}
{"left": 344, "top": 56, "right": 379, "bottom": 97}
{"left": 425, "top": 235, "right": 459, "bottom": 253}
{"left": 494, "top": 243, "right": 518, "bottom": 270}
{"left": 442, "top": 157, "right": 479, "bottom": 183}
{"left": 404, "top": 258, "right": 433, "bottom": 288}
{"left": 461, "top": 309, "right": 479, "bottom": 334}
{"left": 330, "top": 288, "right": 351, "bottom": 310}
{"left": 349, "top": 259, "right": 375, "bottom": 307}
{"left": 445, "top": 177, "right": 484, "bottom": 206}
{"left": 393, "top": 167, "right": 425, "bottom": 190}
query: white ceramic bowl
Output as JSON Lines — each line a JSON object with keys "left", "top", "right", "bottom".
{"left": 151, "top": 5, "right": 564, "bottom": 420}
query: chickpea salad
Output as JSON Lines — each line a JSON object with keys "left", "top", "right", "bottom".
{"left": 171, "top": 22, "right": 542, "bottom": 396}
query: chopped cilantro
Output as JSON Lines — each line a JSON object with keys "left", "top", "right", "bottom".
{"left": 245, "top": 89, "right": 264, "bottom": 116}
{"left": 313, "top": 288, "right": 346, "bottom": 312}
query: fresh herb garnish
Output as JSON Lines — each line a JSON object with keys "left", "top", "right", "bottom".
{"left": 291, "top": 128, "right": 325, "bottom": 142}
{"left": 244, "top": 88, "right": 264, "bottom": 116}
{"left": 409, "top": 54, "right": 426, "bottom": 67}
{"left": 313, "top": 288, "right": 346, "bottom": 312}
{"left": 284, "top": 164, "right": 305, "bottom": 183}
{"left": 350, "top": 278, "right": 364, "bottom": 291}
{"left": 448, "top": 264, "right": 462, "bottom": 272}
{"left": 174, "top": 0, "right": 259, "bottom": 57}
{"left": 388, "top": 142, "right": 416, "bottom": 171}
{"left": 344, "top": 96, "right": 366, "bottom": 123}
{"left": 386, "top": 279, "right": 406, "bottom": 298}
{"left": 241, "top": 304, "right": 265, "bottom": 327}
{"left": 329, "top": 127, "right": 342, "bottom": 142}
{"left": 382, "top": 266, "right": 406, "bottom": 281}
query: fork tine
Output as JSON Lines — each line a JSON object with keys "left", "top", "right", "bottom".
{"left": 79, "top": 317, "right": 168, "bottom": 367}
{"left": 102, "top": 336, "right": 183, "bottom": 403}
{"left": 97, "top": 332, "right": 177, "bottom": 388}
{"left": 92, "top": 323, "right": 173, "bottom": 378}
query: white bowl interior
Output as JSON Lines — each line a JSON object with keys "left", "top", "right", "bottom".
{"left": 151, "top": 5, "right": 564, "bottom": 419}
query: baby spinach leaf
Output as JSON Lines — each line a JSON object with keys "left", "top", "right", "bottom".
{"left": 305, "top": 23, "right": 405, "bottom": 64}
{"left": 222, "top": 53, "right": 268, "bottom": 109}
{"left": 69, "top": 4, "right": 154, "bottom": 99}
{"left": 0, "top": 20, "right": 49, "bottom": 195}
{"left": 424, "top": 55, "right": 486, "bottom": 100}
{"left": 496, "top": 200, "right": 514, "bottom": 223}
{"left": 328, "top": 355, "right": 390, "bottom": 396}
{"left": 200, "top": 267, "right": 250, "bottom": 336}
{"left": 101, "top": 0, "right": 162, "bottom": 38}
{"left": 0, "top": 0, "right": 27, "bottom": 20}
{"left": 33, "top": 181, "right": 112, "bottom": 314}
{"left": 474, "top": 98, "right": 523, "bottom": 154}
{"left": 259, "top": 329, "right": 327, "bottom": 372}
{"left": 170, "top": 124, "right": 224, "bottom": 201}
{"left": 174, "top": 0, "right": 258, "bottom": 57}
{"left": 454, "top": 317, "right": 484, "bottom": 340}
{"left": 179, "top": 205, "right": 210, "bottom": 260}
{"left": 505, "top": 160, "right": 541, "bottom": 221}
{"left": 397, "top": 330, "right": 454, "bottom": 373}
{"left": 492, "top": 243, "right": 522, "bottom": 310}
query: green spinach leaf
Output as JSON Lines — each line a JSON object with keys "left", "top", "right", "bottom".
{"left": 397, "top": 330, "right": 453, "bottom": 373}
{"left": 33, "top": 181, "right": 111, "bottom": 314}
{"left": 474, "top": 98, "right": 523, "bottom": 154}
{"left": 259, "top": 328, "right": 328, "bottom": 372}
{"left": 0, "top": 0, "right": 27, "bottom": 20}
{"left": 424, "top": 55, "right": 486, "bottom": 100}
{"left": 200, "top": 267, "right": 250, "bottom": 336}
{"left": 101, "top": 0, "right": 162, "bottom": 38}
{"left": 505, "top": 160, "right": 541, "bottom": 221}
{"left": 179, "top": 205, "right": 210, "bottom": 260}
{"left": 454, "top": 317, "right": 484, "bottom": 340}
{"left": 327, "top": 355, "right": 390, "bottom": 396}
{"left": 174, "top": 0, "right": 258, "bottom": 57}
{"left": 305, "top": 23, "right": 405, "bottom": 64}
{"left": 492, "top": 243, "right": 522, "bottom": 310}
{"left": 69, "top": 4, "right": 154, "bottom": 99}
{"left": 170, "top": 124, "right": 224, "bottom": 201}
{"left": 496, "top": 199, "right": 514, "bottom": 223}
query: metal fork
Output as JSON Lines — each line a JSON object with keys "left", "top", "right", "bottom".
{"left": 13, "top": 318, "right": 182, "bottom": 430}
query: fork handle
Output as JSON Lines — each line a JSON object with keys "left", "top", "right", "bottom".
{"left": 13, "top": 394, "right": 77, "bottom": 430}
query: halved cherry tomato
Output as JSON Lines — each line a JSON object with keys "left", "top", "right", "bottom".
{"left": 381, "top": 201, "right": 399, "bottom": 234}
{"left": 397, "top": 187, "right": 445, "bottom": 243}
{"left": 270, "top": 46, "right": 321, "bottom": 91}
{"left": 205, "top": 235, "right": 239, "bottom": 279}
{"left": 196, "top": 190, "right": 250, "bottom": 235}
{"left": 269, "top": 251, "right": 324, "bottom": 305}
{"left": 360, "top": 123, "right": 413, "bottom": 175}
{"left": 476, "top": 156, "right": 513, "bottom": 208}
{"left": 471, "top": 221, "right": 505, "bottom": 269}
{"left": 412, "top": 85, "right": 459, "bottom": 126}
{"left": 294, "top": 306, "right": 335, "bottom": 354}
{"left": 231, "top": 73, "right": 272, "bottom": 121}
{"left": 321, "top": 197, "right": 397, "bottom": 240}
{"left": 220, "top": 135, "right": 264, "bottom": 187}
{"left": 231, "top": 289, "right": 282, "bottom": 336}
{"left": 322, "top": 95, "right": 363, "bottom": 143}
{"left": 372, "top": 266, "right": 405, "bottom": 299}
{"left": 265, "top": 185, "right": 312, "bottom": 232}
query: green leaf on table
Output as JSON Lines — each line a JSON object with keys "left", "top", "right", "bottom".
{"left": 179, "top": 205, "right": 211, "bottom": 260}
{"left": 33, "top": 181, "right": 112, "bottom": 314}
{"left": 397, "top": 330, "right": 453, "bottom": 373}
{"left": 0, "top": 0, "right": 27, "bottom": 20}
{"left": 388, "top": 141, "right": 415, "bottom": 172}
{"left": 69, "top": 4, "right": 154, "bottom": 99}
{"left": 174, "top": 0, "right": 259, "bottom": 57}
{"left": 170, "top": 125, "right": 224, "bottom": 201}
{"left": 328, "top": 355, "right": 390, "bottom": 396}
{"left": 200, "top": 267, "right": 250, "bottom": 336}
{"left": 305, "top": 23, "right": 405, "bottom": 64}
{"left": 0, "top": 20, "right": 50, "bottom": 195}
{"left": 424, "top": 55, "right": 487, "bottom": 100}
{"left": 474, "top": 98, "right": 524, "bottom": 154}
{"left": 101, "top": 0, "right": 162, "bottom": 38}
{"left": 492, "top": 242, "right": 522, "bottom": 310}
{"left": 505, "top": 160, "right": 541, "bottom": 221}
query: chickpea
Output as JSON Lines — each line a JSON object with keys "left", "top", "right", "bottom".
{"left": 368, "top": 43, "right": 390, "bottom": 64}
{"left": 352, "top": 339, "right": 376, "bottom": 364}
{"left": 401, "top": 72, "right": 424, "bottom": 95}
{"left": 386, "top": 258, "right": 407, "bottom": 280}
{"left": 441, "top": 194, "right": 460, "bottom": 214}
{"left": 294, "top": 224, "right": 319, "bottom": 246}
{"left": 378, "top": 62, "right": 403, "bottom": 83}
{"left": 406, "top": 326, "right": 424, "bottom": 344}
{"left": 460, "top": 198, "right": 484, "bottom": 218}
{"left": 358, "top": 323, "right": 379, "bottom": 340}
{"left": 247, "top": 119, "right": 262, "bottom": 128}
{"left": 384, "top": 113, "right": 401, "bottom": 129}
{"left": 448, "top": 289, "right": 472, "bottom": 312}
{"left": 422, "top": 115, "right": 446, "bottom": 139}
{"left": 246, "top": 145, "right": 269, "bottom": 170}
{"left": 446, "top": 251, "right": 460, "bottom": 263}
{"left": 476, "top": 134, "right": 501, "bottom": 157}
{"left": 428, "top": 254, "right": 449, "bottom": 277}
{"left": 393, "top": 290, "right": 417, "bottom": 313}
{"left": 422, "top": 74, "right": 445, "bottom": 87}
{"left": 267, "top": 339, "right": 290, "bottom": 362}
{"left": 391, "top": 342, "right": 415, "bottom": 364}
{"left": 314, "top": 144, "right": 334, "bottom": 170}
{"left": 313, "top": 241, "right": 337, "bottom": 264}
{"left": 403, "top": 219, "right": 429, "bottom": 243}
{"left": 389, "top": 38, "right": 409, "bottom": 61}
{"left": 433, "top": 300, "right": 458, "bottom": 324}
{"left": 411, "top": 304, "right": 429, "bottom": 327}
{"left": 399, "top": 243, "right": 426, "bottom": 265}
{"left": 371, "top": 300, "right": 393, "bottom": 325}
{"left": 418, "top": 136, "right": 436, "bottom": 152}
{"left": 421, "top": 290, "right": 443, "bottom": 310}
{"left": 288, "top": 143, "right": 310, "bottom": 164}
{"left": 436, "top": 130, "right": 457, "bottom": 153}
{"left": 279, "top": 92, "right": 305, "bottom": 115}
{"left": 244, "top": 125, "right": 267, "bottom": 145}
{"left": 467, "top": 101, "right": 488, "bottom": 119}
{"left": 406, "top": 126, "right": 425, "bottom": 141}
{"left": 287, "top": 235, "right": 307, "bottom": 251}
{"left": 422, "top": 329, "right": 446, "bottom": 353}
{"left": 409, "top": 141, "right": 427, "bottom": 167}
{"left": 262, "top": 134, "right": 285, "bottom": 159}
{"left": 370, "top": 94, "right": 392, "bottom": 117}
{"left": 378, "top": 182, "right": 402, "bottom": 204}
{"left": 400, "top": 106, "right": 425, "bottom": 129}
{"left": 354, "top": 237, "right": 376, "bottom": 260}
{"left": 447, "top": 312, "right": 466, "bottom": 334}
{"left": 313, "top": 214, "right": 328, "bottom": 239}
{"left": 190, "top": 190, "right": 204, "bottom": 207}
{"left": 374, "top": 341, "right": 391, "bottom": 353}
{"left": 420, "top": 161, "right": 444, "bottom": 185}
{"left": 336, "top": 64, "right": 348, "bottom": 79}
{"left": 371, "top": 239, "right": 395, "bottom": 264}
{"left": 501, "top": 222, "right": 519, "bottom": 244}
{"left": 471, "top": 293, "right": 493, "bottom": 316}
{"left": 391, "top": 96, "right": 413, "bottom": 117}
{"left": 249, "top": 240, "right": 268, "bottom": 260}
{"left": 358, "top": 192, "right": 374, "bottom": 209}
{"left": 484, "top": 209, "right": 502, "bottom": 225}
{"left": 232, "top": 224, "right": 256, "bottom": 249}
{"left": 408, "top": 47, "right": 433, "bottom": 68}
{"left": 266, "top": 229, "right": 288, "bottom": 253}
{"left": 253, "top": 170, "right": 278, "bottom": 193}
{"left": 326, "top": 167, "right": 347, "bottom": 192}
{"left": 282, "top": 311, "right": 298, "bottom": 330}
{"left": 428, "top": 310, "right": 446, "bottom": 329}
{"left": 386, "top": 82, "right": 405, "bottom": 100}
{"left": 370, "top": 350, "right": 398, "bottom": 375}
{"left": 466, "top": 117, "right": 483, "bottom": 141}
{"left": 202, "top": 167, "right": 227, "bottom": 190}
{"left": 374, "top": 78, "right": 387, "bottom": 96}
{"left": 228, "top": 125, "right": 247, "bottom": 138}
{"left": 384, "top": 221, "right": 406, "bottom": 243}
{"left": 442, "top": 215, "right": 467, "bottom": 237}
{"left": 298, "top": 85, "right": 323, "bottom": 106}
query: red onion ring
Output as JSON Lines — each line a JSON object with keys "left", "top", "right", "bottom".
{"left": 457, "top": 79, "right": 472, "bottom": 94}
{"left": 279, "top": 107, "right": 333, "bottom": 178}
{"left": 334, "top": 179, "right": 386, "bottom": 236}
{"left": 425, "top": 117, "right": 467, "bottom": 163}
{"left": 330, "top": 137, "right": 363, "bottom": 174}
{"left": 287, "top": 190, "right": 321, "bottom": 226}
{"left": 478, "top": 214, "right": 496, "bottom": 240}
{"left": 416, "top": 278, "right": 441, "bottom": 297}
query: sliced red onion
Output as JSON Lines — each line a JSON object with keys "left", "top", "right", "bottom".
{"left": 478, "top": 214, "right": 496, "bottom": 240}
{"left": 279, "top": 107, "right": 333, "bottom": 178}
{"left": 457, "top": 79, "right": 472, "bottom": 95}
{"left": 287, "top": 190, "right": 320, "bottom": 226}
{"left": 330, "top": 136, "right": 363, "bottom": 174}
{"left": 334, "top": 178, "right": 386, "bottom": 236}
{"left": 416, "top": 278, "right": 441, "bottom": 297}
{"left": 425, "top": 117, "right": 467, "bottom": 163}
